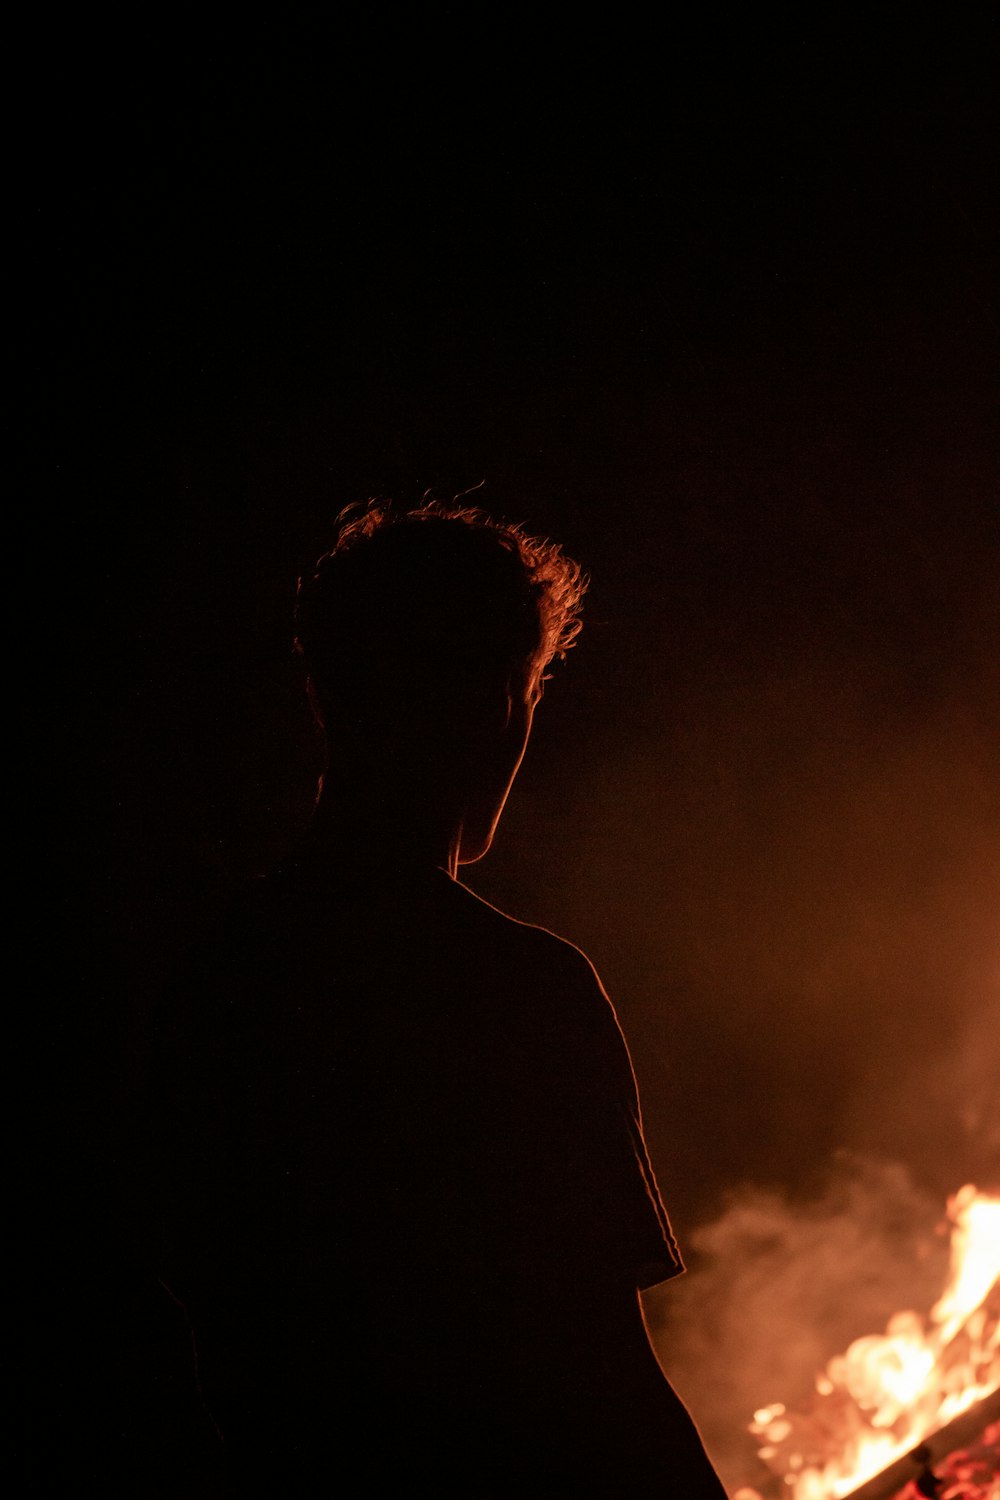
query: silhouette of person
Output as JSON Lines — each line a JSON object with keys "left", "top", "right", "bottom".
{"left": 146, "top": 501, "right": 727, "bottom": 1495}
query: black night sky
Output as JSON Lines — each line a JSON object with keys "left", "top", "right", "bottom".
{"left": 49, "top": 20, "right": 997, "bottom": 1487}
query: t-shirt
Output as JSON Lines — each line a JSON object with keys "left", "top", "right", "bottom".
{"left": 146, "top": 852, "right": 725, "bottom": 1495}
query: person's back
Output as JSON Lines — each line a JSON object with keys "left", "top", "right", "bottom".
{"left": 146, "top": 501, "right": 727, "bottom": 1494}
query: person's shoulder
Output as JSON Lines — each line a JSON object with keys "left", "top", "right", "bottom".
{"left": 448, "top": 873, "right": 585, "bottom": 957}
{"left": 446, "top": 875, "right": 618, "bottom": 1014}
{"left": 447, "top": 877, "right": 640, "bottom": 1097}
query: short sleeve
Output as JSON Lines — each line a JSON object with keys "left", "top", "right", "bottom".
{"left": 553, "top": 941, "right": 685, "bottom": 1291}
{"left": 619, "top": 1090, "right": 685, "bottom": 1289}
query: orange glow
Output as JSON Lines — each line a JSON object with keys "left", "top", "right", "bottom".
{"left": 735, "top": 1186, "right": 1000, "bottom": 1500}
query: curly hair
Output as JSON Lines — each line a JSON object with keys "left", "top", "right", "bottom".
{"left": 295, "top": 499, "right": 587, "bottom": 722}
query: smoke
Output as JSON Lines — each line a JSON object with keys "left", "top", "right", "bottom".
{"left": 643, "top": 1155, "right": 955, "bottom": 1493}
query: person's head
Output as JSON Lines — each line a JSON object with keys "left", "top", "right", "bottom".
{"left": 294, "top": 499, "right": 586, "bottom": 863}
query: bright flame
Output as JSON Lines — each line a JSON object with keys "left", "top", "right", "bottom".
{"left": 742, "top": 1186, "right": 1000, "bottom": 1500}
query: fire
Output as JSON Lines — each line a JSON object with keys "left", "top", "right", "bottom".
{"left": 734, "top": 1186, "right": 1000, "bottom": 1500}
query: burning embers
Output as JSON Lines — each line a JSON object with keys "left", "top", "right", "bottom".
{"left": 734, "top": 1187, "right": 1000, "bottom": 1500}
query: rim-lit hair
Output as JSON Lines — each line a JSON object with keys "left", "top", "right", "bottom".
{"left": 295, "top": 500, "right": 587, "bottom": 723}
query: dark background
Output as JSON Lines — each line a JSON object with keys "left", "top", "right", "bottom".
{"left": 48, "top": 18, "right": 997, "bottom": 1487}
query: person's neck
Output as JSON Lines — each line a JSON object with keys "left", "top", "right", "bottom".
{"left": 307, "top": 786, "right": 463, "bottom": 878}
